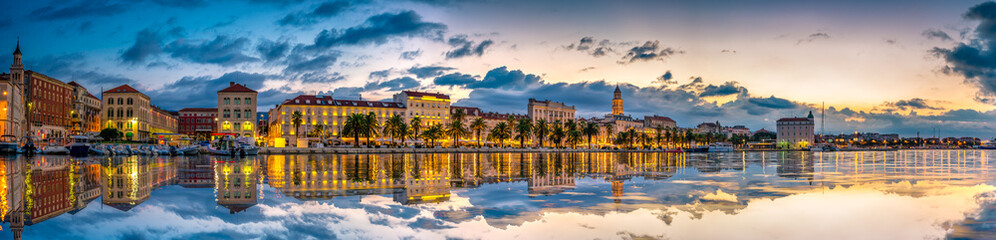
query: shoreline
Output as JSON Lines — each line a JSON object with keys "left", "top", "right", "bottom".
{"left": 257, "top": 147, "right": 979, "bottom": 155}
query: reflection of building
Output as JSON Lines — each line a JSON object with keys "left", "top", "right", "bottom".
{"left": 178, "top": 156, "right": 214, "bottom": 188}
{"left": 102, "top": 85, "right": 178, "bottom": 141}
{"left": 70, "top": 161, "right": 101, "bottom": 214}
{"left": 394, "top": 155, "right": 450, "bottom": 204}
{"left": 777, "top": 112, "right": 815, "bottom": 149}
{"left": 215, "top": 160, "right": 258, "bottom": 214}
{"left": 102, "top": 157, "right": 152, "bottom": 211}
{"left": 528, "top": 98, "right": 575, "bottom": 122}
{"left": 25, "top": 158, "right": 72, "bottom": 224}
{"left": 0, "top": 158, "right": 26, "bottom": 240}
{"left": 178, "top": 108, "right": 217, "bottom": 140}
{"left": 217, "top": 82, "right": 258, "bottom": 139}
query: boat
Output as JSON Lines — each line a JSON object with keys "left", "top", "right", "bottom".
{"left": 707, "top": 142, "right": 735, "bottom": 152}
{"left": 67, "top": 135, "right": 91, "bottom": 156}
{"left": 0, "top": 135, "right": 18, "bottom": 154}
{"left": 664, "top": 148, "right": 684, "bottom": 153}
{"left": 89, "top": 144, "right": 107, "bottom": 155}
{"left": 42, "top": 145, "right": 70, "bottom": 155}
{"left": 979, "top": 142, "right": 996, "bottom": 150}
{"left": 238, "top": 142, "right": 259, "bottom": 155}
{"left": 178, "top": 145, "right": 200, "bottom": 155}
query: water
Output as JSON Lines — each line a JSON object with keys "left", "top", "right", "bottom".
{"left": 0, "top": 150, "right": 994, "bottom": 239}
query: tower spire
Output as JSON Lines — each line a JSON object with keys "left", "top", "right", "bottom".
{"left": 13, "top": 37, "right": 20, "bottom": 55}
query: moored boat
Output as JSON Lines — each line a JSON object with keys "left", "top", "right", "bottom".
{"left": 0, "top": 135, "right": 18, "bottom": 154}
{"left": 67, "top": 135, "right": 91, "bottom": 156}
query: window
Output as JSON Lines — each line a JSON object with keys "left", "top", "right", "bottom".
{"left": 126, "top": 109, "right": 133, "bottom": 117}
{"left": 235, "top": 109, "right": 242, "bottom": 118}
{"left": 243, "top": 123, "right": 252, "bottom": 130}
{"left": 223, "top": 110, "right": 230, "bottom": 118}
{"left": 127, "top": 98, "right": 133, "bottom": 105}
{"left": 234, "top": 98, "right": 241, "bottom": 105}
{"left": 107, "top": 108, "right": 114, "bottom": 117}
{"left": 107, "top": 98, "right": 113, "bottom": 105}
{"left": 245, "top": 109, "right": 252, "bottom": 118}
{"left": 245, "top": 98, "right": 251, "bottom": 105}
{"left": 224, "top": 98, "right": 230, "bottom": 104}
{"left": 117, "top": 98, "right": 122, "bottom": 105}
{"left": 117, "top": 109, "right": 123, "bottom": 117}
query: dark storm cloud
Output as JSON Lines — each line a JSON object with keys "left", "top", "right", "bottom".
{"left": 564, "top": 36, "right": 615, "bottom": 57}
{"left": 256, "top": 39, "right": 291, "bottom": 63}
{"left": 25, "top": 53, "right": 138, "bottom": 90}
{"left": 698, "top": 82, "right": 747, "bottom": 97}
{"left": 278, "top": 1, "right": 355, "bottom": 27}
{"left": 364, "top": 76, "right": 420, "bottom": 91}
{"left": 163, "top": 36, "right": 259, "bottom": 66}
{"left": 618, "top": 40, "right": 682, "bottom": 64}
{"left": 923, "top": 29, "right": 953, "bottom": 41}
{"left": 796, "top": 32, "right": 830, "bottom": 44}
{"left": 400, "top": 49, "right": 422, "bottom": 60}
{"left": 932, "top": 1, "right": 996, "bottom": 103}
{"left": 746, "top": 96, "right": 796, "bottom": 109}
{"left": 307, "top": 10, "right": 446, "bottom": 50}
{"left": 407, "top": 65, "right": 454, "bottom": 78}
{"left": 444, "top": 35, "right": 494, "bottom": 59}
{"left": 432, "top": 66, "right": 541, "bottom": 90}
{"left": 119, "top": 27, "right": 183, "bottom": 65}
{"left": 30, "top": 0, "right": 131, "bottom": 21}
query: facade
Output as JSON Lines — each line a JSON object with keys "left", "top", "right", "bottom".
{"left": 102, "top": 84, "right": 177, "bottom": 141}
{"left": 178, "top": 108, "right": 217, "bottom": 140}
{"left": 643, "top": 115, "right": 677, "bottom": 129}
{"left": 217, "top": 82, "right": 258, "bottom": 139}
{"left": 68, "top": 82, "right": 101, "bottom": 134}
{"left": 528, "top": 98, "right": 576, "bottom": 122}
{"left": 0, "top": 42, "right": 25, "bottom": 136}
{"left": 612, "top": 86, "right": 623, "bottom": 115}
{"left": 267, "top": 95, "right": 405, "bottom": 147}
{"left": 722, "top": 125, "right": 751, "bottom": 137}
{"left": 24, "top": 71, "right": 72, "bottom": 138}
{"left": 776, "top": 111, "right": 815, "bottom": 148}
{"left": 393, "top": 91, "right": 450, "bottom": 126}
{"left": 694, "top": 122, "right": 721, "bottom": 134}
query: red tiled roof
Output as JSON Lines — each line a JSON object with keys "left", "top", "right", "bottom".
{"left": 104, "top": 84, "right": 145, "bottom": 95}
{"left": 282, "top": 95, "right": 404, "bottom": 108}
{"left": 85, "top": 92, "right": 98, "bottom": 99}
{"left": 218, "top": 83, "right": 257, "bottom": 93}
{"left": 403, "top": 91, "right": 449, "bottom": 99}
{"left": 67, "top": 81, "right": 82, "bottom": 87}
{"left": 777, "top": 117, "right": 812, "bottom": 122}
{"left": 644, "top": 115, "right": 676, "bottom": 123}
{"left": 451, "top": 106, "right": 482, "bottom": 116}
{"left": 179, "top": 108, "right": 218, "bottom": 112}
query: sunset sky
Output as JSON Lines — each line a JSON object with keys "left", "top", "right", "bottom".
{"left": 1, "top": 0, "right": 994, "bottom": 137}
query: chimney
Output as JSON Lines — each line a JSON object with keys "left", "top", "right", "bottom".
{"left": 230, "top": 82, "right": 235, "bottom": 86}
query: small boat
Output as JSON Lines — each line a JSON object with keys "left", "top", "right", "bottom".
{"left": 664, "top": 148, "right": 684, "bottom": 153}
{"left": 707, "top": 142, "right": 735, "bottom": 152}
{"left": 67, "top": 135, "right": 91, "bottom": 156}
{"left": 0, "top": 135, "right": 18, "bottom": 154}
{"left": 178, "top": 145, "right": 200, "bottom": 155}
{"left": 978, "top": 142, "right": 996, "bottom": 150}
{"left": 42, "top": 145, "right": 70, "bottom": 155}
{"left": 89, "top": 144, "right": 107, "bottom": 155}
{"left": 238, "top": 142, "right": 259, "bottom": 155}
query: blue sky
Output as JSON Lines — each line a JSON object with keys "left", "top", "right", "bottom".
{"left": 1, "top": 0, "right": 995, "bottom": 137}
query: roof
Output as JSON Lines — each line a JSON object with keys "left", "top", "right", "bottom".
{"left": 67, "top": 81, "right": 82, "bottom": 87}
{"left": 179, "top": 108, "right": 218, "bottom": 112}
{"left": 218, "top": 82, "right": 257, "bottom": 93}
{"left": 403, "top": 91, "right": 449, "bottom": 99}
{"left": 451, "top": 106, "right": 482, "bottom": 116}
{"left": 104, "top": 84, "right": 143, "bottom": 94}
{"left": 481, "top": 112, "right": 528, "bottom": 120}
{"left": 614, "top": 86, "right": 621, "bottom": 92}
{"left": 644, "top": 115, "right": 676, "bottom": 123}
{"left": 13, "top": 39, "right": 20, "bottom": 55}
{"left": 85, "top": 92, "right": 98, "bottom": 99}
{"left": 697, "top": 122, "right": 718, "bottom": 127}
{"left": 777, "top": 117, "right": 813, "bottom": 122}
{"left": 281, "top": 95, "right": 404, "bottom": 108}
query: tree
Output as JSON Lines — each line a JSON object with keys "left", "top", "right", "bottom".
{"left": 422, "top": 124, "right": 444, "bottom": 147}
{"left": 362, "top": 112, "right": 380, "bottom": 146}
{"left": 342, "top": 113, "right": 365, "bottom": 147}
{"left": 550, "top": 122, "right": 565, "bottom": 148}
{"left": 514, "top": 118, "right": 533, "bottom": 148}
{"left": 469, "top": 118, "right": 487, "bottom": 147}
{"left": 604, "top": 123, "right": 615, "bottom": 147}
{"left": 382, "top": 115, "right": 405, "bottom": 147}
{"left": 291, "top": 111, "right": 303, "bottom": 145}
{"left": 533, "top": 119, "right": 549, "bottom": 148}
{"left": 488, "top": 122, "right": 512, "bottom": 148}
{"left": 582, "top": 122, "right": 598, "bottom": 149}
{"left": 447, "top": 115, "right": 469, "bottom": 148}
{"left": 409, "top": 117, "right": 422, "bottom": 145}
{"left": 99, "top": 128, "right": 121, "bottom": 141}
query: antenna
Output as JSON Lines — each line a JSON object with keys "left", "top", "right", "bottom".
{"left": 820, "top": 102, "right": 824, "bottom": 136}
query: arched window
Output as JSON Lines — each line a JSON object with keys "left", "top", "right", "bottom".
{"left": 234, "top": 98, "right": 241, "bottom": 105}
{"left": 235, "top": 109, "right": 242, "bottom": 118}
{"left": 127, "top": 98, "right": 133, "bottom": 105}
{"left": 224, "top": 98, "right": 230, "bottom": 105}
{"left": 116, "top": 109, "right": 123, "bottom": 117}
{"left": 107, "top": 108, "right": 113, "bottom": 117}
{"left": 245, "top": 98, "right": 252, "bottom": 105}
{"left": 245, "top": 109, "right": 252, "bottom": 118}
{"left": 126, "top": 108, "right": 133, "bottom": 117}
{"left": 117, "top": 98, "right": 123, "bottom": 105}
{"left": 107, "top": 98, "right": 113, "bottom": 105}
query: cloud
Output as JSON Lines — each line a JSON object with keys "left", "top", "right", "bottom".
{"left": 119, "top": 27, "right": 179, "bottom": 65}
{"left": 618, "top": 40, "right": 682, "bottom": 64}
{"left": 699, "top": 82, "right": 748, "bottom": 97}
{"left": 444, "top": 35, "right": 494, "bottom": 59}
{"left": 797, "top": 32, "right": 831, "bottom": 44}
{"left": 932, "top": 2, "right": 996, "bottom": 103}
{"left": 432, "top": 66, "right": 541, "bottom": 90}
{"left": 147, "top": 71, "right": 276, "bottom": 109}
{"left": 564, "top": 37, "right": 615, "bottom": 57}
{"left": 884, "top": 98, "right": 943, "bottom": 111}
{"left": 368, "top": 68, "right": 393, "bottom": 80}
{"left": 923, "top": 29, "right": 953, "bottom": 41}
{"left": 400, "top": 49, "right": 422, "bottom": 60}
{"left": 307, "top": 10, "right": 446, "bottom": 50}
{"left": 407, "top": 65, "right": 455, "bottom": 79}
{"left": 284, "top": 53, "right": 339, "bottom": 74}
{"left": 654, "top": 71, "right": 675, "bottom": 85}
{"left": 433, "top": 72, "right": 478, "bottom": 86}
{"left": 24, "top": 53, "right": 138, "bottom": 91}
{"left": 163, "top": 36, "right": 259, "bottom": 66}
{"left": 721, "top": 49, "right": 737, "bottom": 54}
{"left": 278, "top": 1, "right": 356, "bottom": 27}
{"left": 364, "top": 76, "right": 420, "bottom": 91}
{"left": 30, "top": 0, "right": 131, "bottom": 21}
{"left": 256, "top": 39, "right": 291, "bottom": 63}
{"left": 579, "top": 67, "right": 596, "bottom": 72}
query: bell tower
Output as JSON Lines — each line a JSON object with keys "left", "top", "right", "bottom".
{"left": 10, "top": 38, "right": 23, "bottom": 86}
{"left": 611, "top": 85, "right": 623, "bottom": 115}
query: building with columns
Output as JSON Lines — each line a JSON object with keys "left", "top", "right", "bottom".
{"left": 527, "top": 98, "right": 575, "bottom": 122}
{"left": 216, "top": 82, "right": 258, "bottom": 140}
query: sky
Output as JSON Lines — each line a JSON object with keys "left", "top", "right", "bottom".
{"left": 0, "top": 0, "right": 995, "bottom": 137}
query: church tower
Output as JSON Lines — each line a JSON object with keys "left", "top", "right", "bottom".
{"left": 10, "top": 38, "right": 23, "bottom": 85}
{"left": 612, "top": 85, "right": 623, "bottom": 115}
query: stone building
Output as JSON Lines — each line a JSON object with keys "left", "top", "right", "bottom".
{"left": 776, "top": 111, "right": 815, "bottom": 149}
{"left": 393, "top": 91, "right": 450, "bottom": 126}
{"left": 527, "top": 98, "right": 575, "bottom": 122}
{"left": 216, "top": 82, "right": 258, "bottom": 139}
{"left": 102, "top": 85, "right": 177, "bottom": 141}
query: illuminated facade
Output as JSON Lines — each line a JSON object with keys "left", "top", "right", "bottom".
{"left": 102, "top": 85, "right": 178, "bottom": 141}
{"left": 68, "top": 82, "right": 102, "bottom": 134}
{"left": 178, "top": 108, "right": 217, "bottom": 140}
{"left": 217, "top": 82, "right": 258, "bottom": 139}
{"left": 776, "top": 111, "right": 815, "bottom": 149}
{"left": 267, "top": 95, "right": 405, "bottom": 147}
{"left": 214, "top": 159, "right": 258, "bottom": 214}
{"left": 528, "top": 98, "right": 576, "bottom": 122}
{"left": 394, "top": 91, "right": 450, "bottom": 126}
{"left": 24, "top": 71, "right": 72, "bottom": 138}
{"left": 0, "top": 41, "right": 25, "bottom": 137}
{"left": 612, "top": 86, "right": 623, "bottom": 115}
{"left": 101, "top": 157, "right": 152, "bottom": 211}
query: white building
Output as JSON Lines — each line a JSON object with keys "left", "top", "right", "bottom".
{"left": 776, "top": 111, "right": 815, "bottom": 149}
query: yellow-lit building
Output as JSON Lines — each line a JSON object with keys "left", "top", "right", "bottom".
{"left": 267, "top": 95, "right": 405, "bottom": 147}
{"left": 102, "top": 85, "right": 177, "bottom": 141}
{"left": 101, "top": 157, "right": 152, "bottom": 211}
{"left": 216, "top": 82, "right": 258, "bottom": 139}
{"left": 528, "top": 98, "right": 575, "bottom": 122}
{"left": 0, "top": 42, "right": 25, "bottom": 137}
{"left": 393, "top": 91, "right": 450, "bottom": 126}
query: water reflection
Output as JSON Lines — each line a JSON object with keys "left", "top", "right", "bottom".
{"left": 0, "top": 151, "right": 990, "bottom": 239}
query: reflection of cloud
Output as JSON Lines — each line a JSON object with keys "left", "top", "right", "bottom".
{"left": 60, "top": 205, "right": 286, "bottom": 239}
{"left": 700, "top": 189, "right": 738, "bottom": 202}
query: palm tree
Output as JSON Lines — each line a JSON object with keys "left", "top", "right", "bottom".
{"left": 341, "top": 113, "right": 365, "bottom": 147}
{"left": 567, "top": 129, "right": 582, "bottom": 149}
{"left": 469, "top": 118, "right": 487, "bottom": 147}
{"left": 604, "top": 123, "right": 615, "bottom": 147}
{"left": 447, "top": 118, "right": 468, "bottom": 148}
{"left": 488, "top": 122, "right": 512, "bottom": 148}
{"left": 550, "top": 123, "right": 565, "bottom": 148}
{"left": 533, "top": 119, "right": 549, "bottom": 148}
{"left": 382, "top": 115, "right": 405, "bottom": 147}
{"left": 363, "top": 112, "right": 380, "bottom": 146}
{"left": 409, "top": 117, "right": 422, "bottom": 146}
{"left": 513, "top": 118, "right": 533, "bottom": 148}
{"left": 422, "top": 124, "right": 444, "bottom": 147}
{"left": 291, "top": 111, "right": 304, "bottom": 146}
{"left": 582, "top": 122, "right": 598, "bottom": 149}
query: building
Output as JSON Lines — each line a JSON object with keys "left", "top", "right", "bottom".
{"left": 722, "top": 125, "right": 751, "bottom": 137}
{"left": 68, "top": 82, "right": 101, "bottom": 134}
{"left": 393, "top": 91, "right": 450, "bottom": 126}
{"left": 178, "top": 108, "right": 217, "bottom": 140}
{"left": 256, "top": 112, "right": 268, "bottom": 138}
{"left": 0, "top": 41, "right": 25, "bottom": 136}
{"left": 102, "top": 84, "right": 177, "bottom": 141}
{"left": 612, "top": 86, "right": 623, "bottom": 115}
{"left": 267, "top": 95, "right": 405, "bottom": 147}
{"left": 643, "top": 115, "right": 677, "bottom": 129}
{"left": 527, "top": 98, "right": 576, "bottom": 122}
{"left": 776, "top": 111, "right": 815, "bottom": 149}
{"left": 694, "top": 122, "right": 721, "bottom": 134}
{"left": 24, "top": 71, "right": 72, "bottom": 138}
{"left": 216, "top": 82, "right": 258, "bottom": 139}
